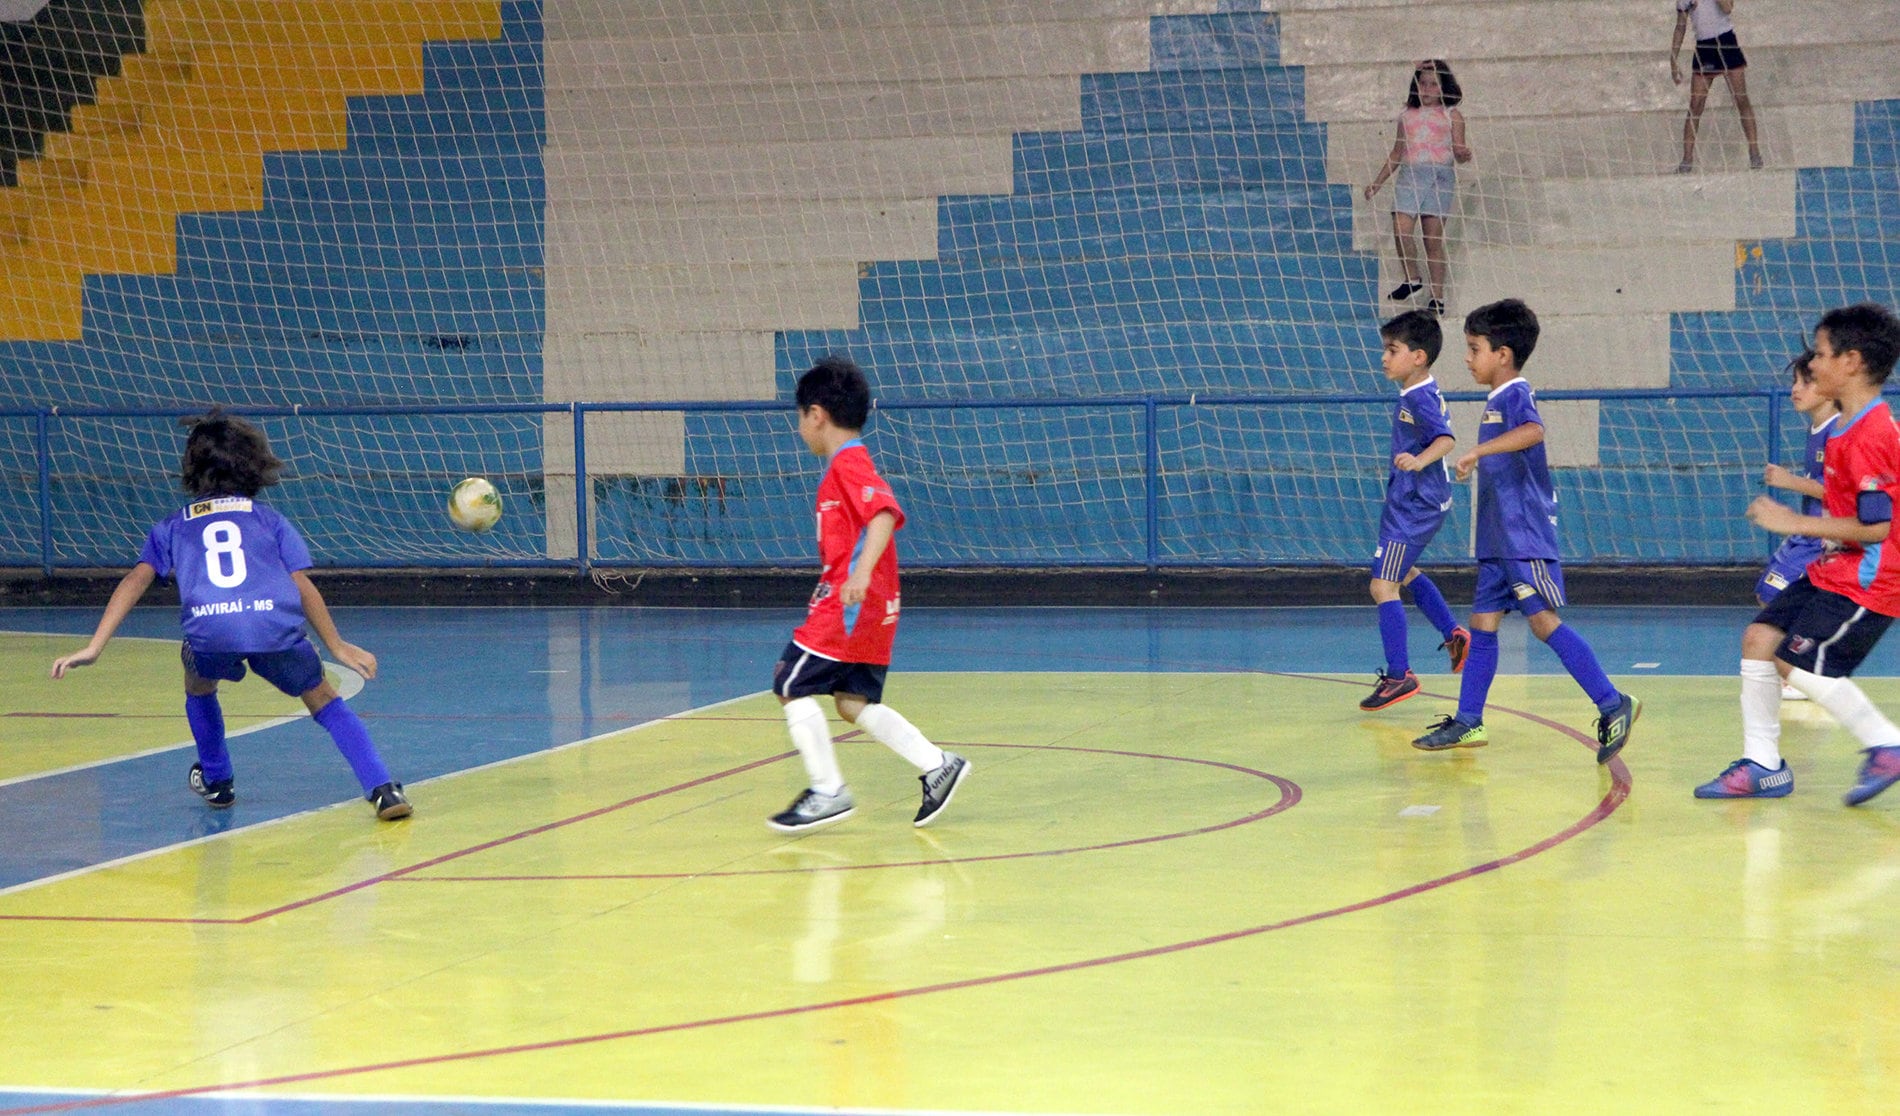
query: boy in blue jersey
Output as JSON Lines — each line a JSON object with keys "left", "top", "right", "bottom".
{"left": 1361, "top": 309, "right": 1472, "bottom": 711}
{"left": 1412, "top": 299, "right": 1641, "bottom": 762}
{"left": 50, "top": 410, "right": 411, "bottom": 820}
{"left": 1757, "top": 350, "right": 1837, "bottom": 701}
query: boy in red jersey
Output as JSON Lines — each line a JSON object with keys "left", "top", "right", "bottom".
{"left": 1697, "top": 303, "right": 1900, "bottom": 804}
{"left": 766, "top": 355, "right": 970, "bottom": 832}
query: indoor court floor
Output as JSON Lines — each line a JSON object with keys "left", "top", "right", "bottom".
{"left": 3, "top": 603, "right": 1899, "bottom": 1115}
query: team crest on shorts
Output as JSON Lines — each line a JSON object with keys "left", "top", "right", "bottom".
{"left": 1512, "top": 583, "right": 1537, "bottom": 600}
{"left": 1788, "top": 635, "right": 1816, "bottom": 654}
{"left": 1765, "top": 571, "right": 1789, "bottom": 590}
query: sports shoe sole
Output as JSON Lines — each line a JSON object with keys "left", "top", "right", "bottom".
{"left": 767, "top": 807, "right": 856, "bottom": 834}
{"left": 1359, "top": 687, "right": 1419, "bottom": 712}
{"left": 1412, "top": 736, "right": 1487, "bottom": 752}
{"left": 376, "top": 800, "right": 414, "bottom": 821}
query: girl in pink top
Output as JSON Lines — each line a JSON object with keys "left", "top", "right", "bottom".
{"left": 1365, "top": 60, "right": 1472, "bottom": 318}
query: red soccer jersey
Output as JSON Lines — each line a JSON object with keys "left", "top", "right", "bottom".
{"left": 792, "top": 441, "right": 907, "bottom": 664}
{"left": 1806, "top": 400, "right": 1900, "bottom": 616}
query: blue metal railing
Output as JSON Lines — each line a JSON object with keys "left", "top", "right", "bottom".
{"left": 1, "top": 387, "right": 1796, "bottom": 574}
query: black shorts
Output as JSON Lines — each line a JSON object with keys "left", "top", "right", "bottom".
{"left": 1754, "top": 576, "right": 1893, "bottom": 678}
{"left": 772, "top": 642, "right": 887, "bottom": 703}
{"left": 1694, "top": 30, "right": 1747, "bottom": 74}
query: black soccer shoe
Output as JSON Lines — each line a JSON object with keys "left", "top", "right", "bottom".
{"left": 188, "top": 762, "right": 235, "bottom": 808}
{"left": 367, "top": 782, "right": 413, "bottom": 820}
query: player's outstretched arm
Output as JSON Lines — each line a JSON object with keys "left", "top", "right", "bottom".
{"left": 50, "top": 563, "right": 157, "bottom": 678}
{"left": 292, "top": 570, "right": 378, "bottom": 681}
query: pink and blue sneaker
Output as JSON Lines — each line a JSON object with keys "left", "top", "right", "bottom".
{"left": 1844, "top": 745, "right": 1900, "bottom": 807}
{"left": 1694, "top": 757, "right": 1794, "bottom": 799}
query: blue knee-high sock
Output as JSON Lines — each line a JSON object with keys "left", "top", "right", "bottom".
{"left": 1457, "top": 629, "right": 1500, "bottom": 725}
{"left": 185, "top": 692, "right": 231, "bottom": 783}
{"left": 312, "top": 699, "right": 392, "bottom": 794}
{"left": 1543, "top": 623, "right": 1621, "bottom": 711}
{"left": 1377, "top": 599, "right": 1410, "bottom": 674}
{"left": 1408, "top": 574, "right": 1460, "bottom": 640}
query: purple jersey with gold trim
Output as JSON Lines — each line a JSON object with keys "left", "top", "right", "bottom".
{"left": 1474, "top": 377, "right": 1560, "bottom": 559}
{"left": 1379, "top": 376, "right": 1456, "bottom": 545}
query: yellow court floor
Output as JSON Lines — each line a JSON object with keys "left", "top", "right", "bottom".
{"left": 3, "top": 667, "right": 1899, "bottom": 1114}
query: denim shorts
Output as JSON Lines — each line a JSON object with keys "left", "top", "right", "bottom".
{"left": 1393, "top": 162, "right": 1455, "bottom": 218}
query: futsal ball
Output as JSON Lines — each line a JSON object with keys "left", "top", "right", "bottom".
{"left": 448, "top": 477, "right": 502, "bottom": 533}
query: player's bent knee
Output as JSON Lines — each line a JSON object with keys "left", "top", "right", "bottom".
{"left": 299, "top": 681, "right": 341, "bottom": 714}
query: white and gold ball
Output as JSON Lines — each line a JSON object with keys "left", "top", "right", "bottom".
{"left": 448, "top": 476, "right": 502, "bottom": 532}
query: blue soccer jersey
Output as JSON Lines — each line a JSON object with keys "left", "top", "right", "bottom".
{"left": 1474, "top": 377, "right": 1560, "bottom": 559}
{"left": 139, "top": 496, "right": 314, "bottom": 653}
{"left": 1378, "top": 376, "right": 1456, "bottom": 545}
{"left": 1799, "top": 413, "right": 1836, "bottom": 518}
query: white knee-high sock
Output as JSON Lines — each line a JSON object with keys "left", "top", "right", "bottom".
{"left": 1785, "top": 668, "right": 1900, "bottom": 750}
{"left": 784, "top": 697, "right": 844, "bottom": 795}
{"left": 1740, "top": 658, "right": 1784, "bottom": 768}
{"left": 853, "top": 703, "right": 944, "bottom": 772}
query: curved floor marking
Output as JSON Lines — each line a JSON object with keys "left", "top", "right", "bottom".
{"left": 401, "top": 741, "right": 1301, "bottom": 883}
{"left": 0, "top": 686, "right": 1633, "bottom": 1114}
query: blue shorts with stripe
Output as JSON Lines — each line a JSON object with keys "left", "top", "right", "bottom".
{"left": 1370, "top": 537, "right": 1433, "bottom": 583}
{"left": 1472, "top": 557, "right": 1566, "bottom": 617}
{"left": 772, "top": 641, "right": 887, "bottom": 703}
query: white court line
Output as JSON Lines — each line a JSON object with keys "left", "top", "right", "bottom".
{"left": 0, "top": 631, "right": 364, "bottom": 791}
{"left": 0, "top": 688, "right": 769, "bottom": 900}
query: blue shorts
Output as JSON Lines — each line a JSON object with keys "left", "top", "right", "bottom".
{"left": 773, "top": 642, "right": 886, "bottom": 703}
{"left": 1472, "top": 557, "right": 1567, "bottom": 617}
{"left": 183, "top": 638, "right": 325, "bottom": 698}
{"left": 1757, "top": 538, "right": 1824, "bottom": 604}
{"left": 1370, "top": 537, "right": 1431, "bottom": 582}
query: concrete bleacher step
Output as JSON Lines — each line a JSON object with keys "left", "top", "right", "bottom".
{"left": 550, "top": 0, "right": 1225, "bottom": 38}
{"left": 547, "top": 262, "right": 862, "bottom": 334}
{"left": 547, "top": 197, "right": 938, "bottom": 268}
{"left": 1326, "top": 105, "right": 1855, "bottom": 183}
{"left": 1081, "top": 68, "right": 1307, "bottom": 133}
{"left": 1275, "top": 0, "right": 1892, "bottom": 65}
{"left": 548, "top": 77, "right": 1082, "bottom": 147}
{"left": 1351, "top": 170, "right": 1796, "bottom": 252}
{"left": 546, "top": 137, "right": 1013, "bottom": 203}
{"left": 146, "top": 0, "right": 498, "bottom": 48}
{"left": 543, "top": 331, "right": 777, "bottom": 404}
{"left": 1013, "top": 128, "right": 1330, "bottom": 193}
{"left": 1300, "top": 45, "right": 1900, "bottom": 123}
{"left": 547, "top": 21, "right": 1151, "bottom": 89}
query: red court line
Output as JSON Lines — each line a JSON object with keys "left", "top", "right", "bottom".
{"left": 399, "top": 742, "right": 1299, "bottom": 882}
{"left": 0, "top": 705, "right": 1629, "bottom": 1115}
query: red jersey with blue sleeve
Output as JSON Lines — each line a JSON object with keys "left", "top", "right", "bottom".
{"left": 139, "top": 496, "right": 314, "bottom": 652}
{"left": 1474, "top": 377, "right": 1560, "bottom": 559}
{"left": 1806, "top": 400, "right": 1900, "bottom": 616}
{"left": 791, "top": 441, "right": 906, "bottom": 664}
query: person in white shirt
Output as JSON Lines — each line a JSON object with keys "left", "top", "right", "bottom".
{"left": 1670, "top": 0, "right": 1763, "bottom": 172}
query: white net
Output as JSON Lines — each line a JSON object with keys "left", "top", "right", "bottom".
{"left": 1, "top": 0, "right": 1895, "bottom": 569}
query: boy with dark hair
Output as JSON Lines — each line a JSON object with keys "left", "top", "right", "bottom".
{"left": 1412, "top": 299, "right": 1641, "bottom": 762}
{"left": 1757, "top": 350, "right": 1838, "bottom": 701}
{"left": 50, "top": 409, "right": 410, "bottom": 820}
{"left": 768, "top": 355, "right": 970, "bottom": 832}
{"left": 1361, "top": 309, "right": 1470, "bottom": 711}
{"left": 1697, "top": 302, "right": 1900, "bottom": 804}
